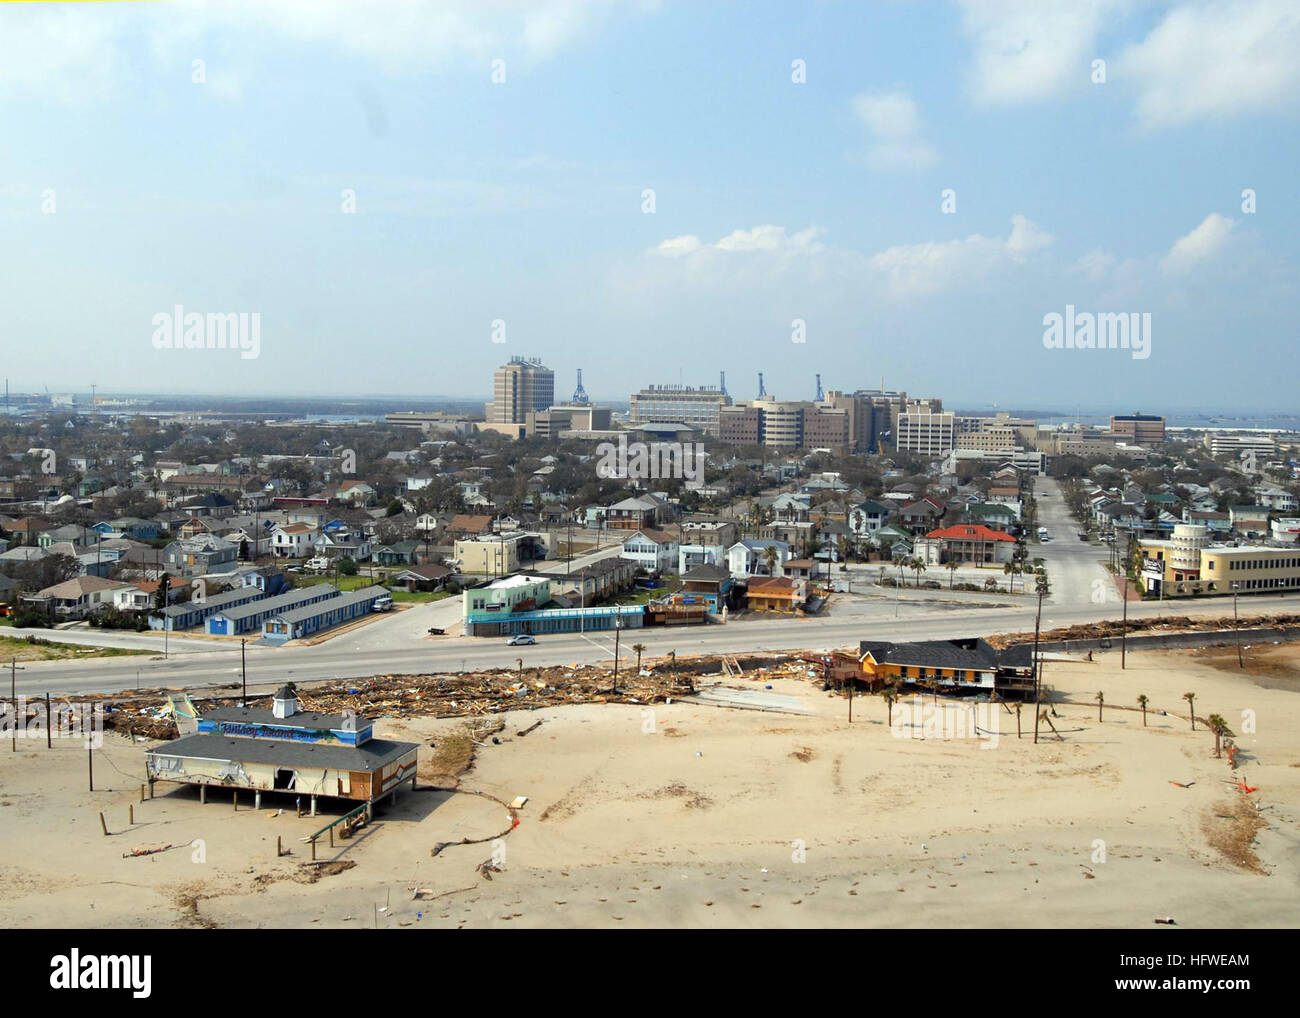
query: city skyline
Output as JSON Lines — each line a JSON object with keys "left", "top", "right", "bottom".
{"left": 1, "top": 1, "right": 1297, "bottom": 409}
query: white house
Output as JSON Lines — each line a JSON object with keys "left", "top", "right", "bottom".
{"left": 727, "top": 539, "right": 791, "bottom": 578}
{"left": 620, "top": 529, "right": 679, "bottom": 573}
{"left": 272, "top": 523, "right": 317, "bottom": 558}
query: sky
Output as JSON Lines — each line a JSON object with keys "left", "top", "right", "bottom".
{"left": 0, "top": 0, "right": 1297, "bottom": 413}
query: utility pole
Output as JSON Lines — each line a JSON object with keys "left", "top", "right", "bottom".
{"left": 612, "top": 618, "right": 622, "bottom": 694}
{"left": 11, "top": 658, "right": 26, "bottom": 752}
{"left": 1232, "top": 582, "right": 1242, "bottom": 668}
{"left": 1121, "top": 574, "right": 1129, "bottom": 670}
{"left": 1032, "top": 590, "right": 1043, "bottom": 745}
{"left": 241, "top": 638, "right": 248, "bottom": 706}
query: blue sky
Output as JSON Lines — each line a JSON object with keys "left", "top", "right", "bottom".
{"left": 0, "top": 0, "right": 1297, "bottom": 412}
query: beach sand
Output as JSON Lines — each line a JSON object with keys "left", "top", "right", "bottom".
{"left": 3, "top": 643, "right": 1297, "bottom": 929}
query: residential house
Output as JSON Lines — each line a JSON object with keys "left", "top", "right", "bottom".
{"left": 924, "top": 524, "right": 1018, "bottom": 565}
{"left": 163, "top": 535, "right": 239, "bottom": 575}
{"left": 744, "top": 576, "right": 807, "bottom": 613}
{"left": 271, "top": 523, "right": 318, "bottom": 558}
{"left": 727, "top": 538, "right": 791, "bottom": 578}
{"left": 620, "top": 529, "right": 680, "bottom": 573}
{"left": 606, "top": 494, "right": 670, "bottom": 531}
{"left": 393, "top": 562, "right": 455, "bottom": 592}
{"left": 28, "top": 576, "right": 132, "bottom": 619}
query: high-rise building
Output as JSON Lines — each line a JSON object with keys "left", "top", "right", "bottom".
{"left": 487, "top": 357, "right": 554, "bottom": 427}
{"left": 1110, "top": 412, "right": 1165, "bottom": 445}
{"left": 629, "top": 384, "right": 733, "bottom": 435}
{"left": 823, "top": 389, "right": 910, "bottom": 453}
{"left": 717, "top": 396, "right": 849, "bottom": 453}
{"left": 896, "top": 400, "right": 955, "bottom": 457}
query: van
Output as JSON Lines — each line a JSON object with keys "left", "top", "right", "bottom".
{"left": 371, "top": 595, "right": 395, "bottom": 613}
{"left": 305, "top": 557, "right": 331, "bottom": 572}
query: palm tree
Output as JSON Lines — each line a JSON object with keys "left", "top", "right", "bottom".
{"left": 1207, "top": 714, "right": 1230, "bottom": 758}
{"left": 1095, "top": 690, "right": 1104, "bottom": 722}
{"left": 1137, "top": 694, "right": 1149, "bottom": 727}
{"left": 912, "top": 557, "right": 927, "bottom": 588}
{"left": 1003, "top": 562, "right": 1015, "bottom": 593}
{"left": 947, "top": 560, "right": 958, "bottom": 589}
{"left": 763, "top": 544, "right": 779, "bottom": 576}
{"left": 1183, "top": 691, "right": 1197, "bottom": 731}
{"left": 883, "top": 686, "right": 897, "bottom": 726}
{"left": 632, "top": 643, "right": 646, "bottom": 675}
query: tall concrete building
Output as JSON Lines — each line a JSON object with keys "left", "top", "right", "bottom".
{"left": 823, "top": 389, "right": 909, "bottom": 453}
{"left": 718, "top": 396, "right": 849, "bottom": 453}
{"left": 1110, "top": 412, "right": 1165, "bottom": 445}
{"left": 895, "top": 400, "right": 955, "bottom": 457}
{"left": 486, "top": 357, "right": 554, "bottom": 432}
{"left": 629, "top": 384, "right": 733, "bottom": 436}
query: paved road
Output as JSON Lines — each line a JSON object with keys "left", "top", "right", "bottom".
{"left": 11, "top": 587, "right": 1297, "bottom": 700}
{"left": 1030, "top": 476, "right": 1118, "bottom": 609}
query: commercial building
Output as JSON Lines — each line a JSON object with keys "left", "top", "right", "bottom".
{"left": 629, "top": 384, "right": 732, "bottom": 435}
{"left": 455, "top": 534, "right": 525, "bottom": 576}
{"left": 895, "top": 400, "right": 955, "bottom": 457}
{"left": 486, "top": 357, "right": 554, "bottom": 429}
{"left": 206, "top": 584, "right": 340, "bottom": 636}
{"left": 855, "top": 638, "right": 1035, "bottom": 698}
{"left": 1138, "top": 524, "right": 1300, "bottom": 596}
{"left": 717, "top": 396, "right": 849, "bottom": 453}
{"left": 1110, "top": 413, "right": 1166, "bottom": 445}
{"left": 1203, "top": 432, "right": 1277, "bottom": 459}
{"left": 149, "top": 584, "right": 265, "bottom": 631}
{"left": 145, "top": 685, "right": 418, "bottom": 818}
{"left": 261, "top": 585, "right": 390, "bottom": 643}
{"left": 528, "top": 403, "right": 612, "bottom": 438}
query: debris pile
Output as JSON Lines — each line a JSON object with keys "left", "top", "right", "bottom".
{"left": 986, "top": 613, "right": 1300, "bottom": 650}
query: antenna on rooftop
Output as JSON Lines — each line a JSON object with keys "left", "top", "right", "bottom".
{"left": 815, "top": 373, "right": 823, "bottom": 401}
{"left": 757, "top": 372, "right": 766, "bottom": 398}
{"left": 719, "top": 370, "right": 726, "bottom": 396}
{"left": 572, "top": 368, "right": 589, "bottom": 405}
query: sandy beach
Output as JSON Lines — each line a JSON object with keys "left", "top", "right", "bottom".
{"left": 3, "top": 643, "right": 1297, "bottom": 929}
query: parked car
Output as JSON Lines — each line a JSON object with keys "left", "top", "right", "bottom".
{"left": 305, "top": 557, "right": 331, "bottom": 572}
{"left": 507, "top": 634, "right": 536, "bottom": 646}
{"left": 370, "top": 595, "right": 394, "bottom": 612}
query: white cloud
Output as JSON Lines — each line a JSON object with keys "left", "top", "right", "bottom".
{"left": 955, "top": 0, "right": 1132, "bottom": 105}
{"left": 0, "top": 0, "right": 648, "bottom": 102}
{"left": 851, "top": 89, "right": 937, "bottom": 170}
{"left": 1162, "top": 212, "right": 1237, "bottom": 273}
{"left": 1117, "top": 0, "right": 1300, "bottom": 128}
{"left": 1073, "top": 248, "right": 1118, "bottom": 279}
{"left": 870, "top": 214, "right": 1053, "bottom": 295}
{"left": 652, "top": 225, "right": 824, "bottom": 259}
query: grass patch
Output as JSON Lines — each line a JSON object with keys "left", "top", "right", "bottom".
{"left": 0, "top": 635, "right": 153, "bottom": 661}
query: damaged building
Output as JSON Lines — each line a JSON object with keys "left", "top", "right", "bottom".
{"left": 144, "top": 684, "right": 418, "bottom": 817}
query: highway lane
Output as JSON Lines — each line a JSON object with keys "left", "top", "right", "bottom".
{"left": 12, "top": 589, "right": 1297, "bottom": 699}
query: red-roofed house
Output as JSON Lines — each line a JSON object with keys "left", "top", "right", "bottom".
{"left": 924, "top": 524, "right": 1018, "bottom": 565}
